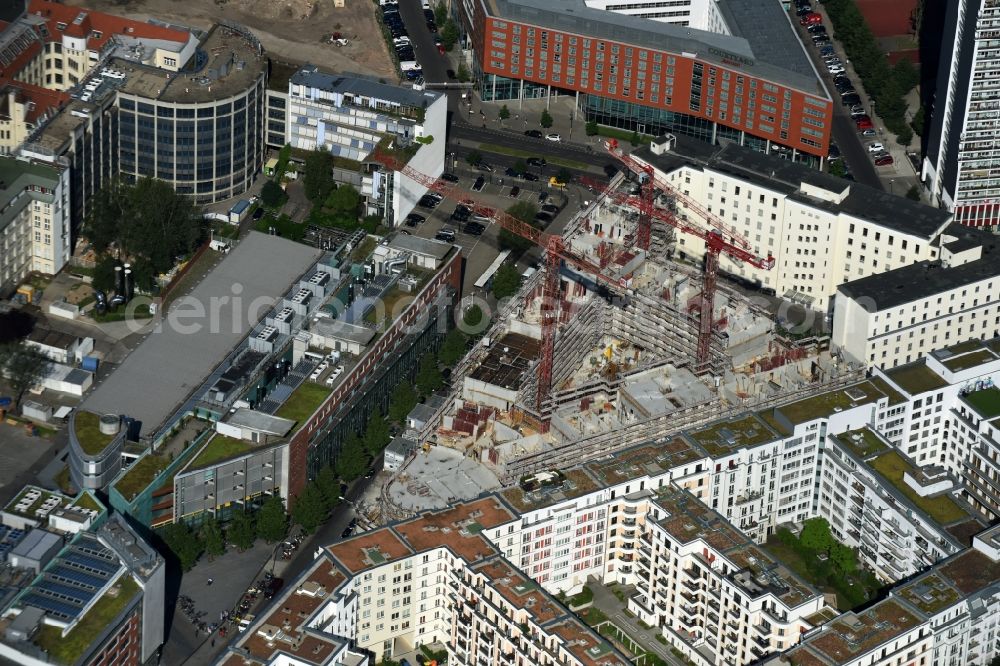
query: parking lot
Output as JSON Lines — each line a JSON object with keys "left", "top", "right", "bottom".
{"left": 402, "top": 168, "right": 576, "bottom": 295}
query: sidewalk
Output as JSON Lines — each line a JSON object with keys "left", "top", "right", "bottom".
{"left": 590, "top": 582, "right": 686, "bottom": 666}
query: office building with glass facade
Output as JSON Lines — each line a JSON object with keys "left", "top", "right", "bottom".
{"left": 115, "top": 23, "right": 267, "bottom": 204}
{"left": 459, "top": 0, "right": 832, "bottom": 160}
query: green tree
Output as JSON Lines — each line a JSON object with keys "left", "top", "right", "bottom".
{"left": 388, "top": 381, "right": 418, "bottom": 423}
{"left": 256, "top": 495, "right": 288, "bottom": 543}
{"left": 500, "top": 201, "right": 539, "bottom": 255}
{"left": 540, "top": 109, "right": 553, "bottom": 128}
{"left": 799, "top": 518, "right": 834, "bottom": 552}
{"left": 91, "top": 255, "right": 118, "bottom": 295}
{"left": 434, "top": 1, "right": 447, "bottom": 25}
{"left": 498, "top": 105, "right": 511, "bottom": 122}
{"left": 457, "top": 62, "right": 471, "bottom": 83}
{"left": 463, "top": 303, "right": 484, "bottom": 329}
{"left": 492, "top": 263, "right": 522, "bottom": 299}
{"left": 201, "top": 519, "right": 226, "bottom": 559}
{"left": 830, "top": 542, "right": 857, "bottom": 574}
{"left": 416, "top": 352, "right": 443, "bottom": 395}
{"left": 363, "top": 410, "right": 391, "bottom": 456}
{"left": 629, "top": 130, "right": 642, "bottom": 146}
{"left": 556, "top": 167, "right": 573, "bottom": 185}
{"left": 828, "top": 160, "right": 847, "bottom": 178}
{"left": 910, "top": 106, "right": 925, "bottom": 136}
{"left": 304, "top": 151, "right": 335, "bottom": 203}
{"left": 0, "top": 343, "right": 53, "bottom": 409}
{"left": 441, "top": 19, "right": 459, "bottom": 51}
{"left": 905, "top": 185, "right": 921, "bottom": 201}
{"left": 512, "top": 159, "right": 527, "bottom": 176}
{"left": 315, "top": 465, "right": 341, "bottom": 511}
{"left": 585, "top": 120, "right": 599, "bottom": 136}
{"left": 261, "top": 180, "right": 287, "bottom": 208}
{"left": 891, "top": 58, "right": 919, "bottom": 94}
{"left": 466, "top": 150, "right": 483, "bottom": 166}
{"left": 438, "top": 328, "right": 468, "bottom": 367}
{"left": 325, "top": 184, "right": 361, "bottom": 217}
{"left": 159, "top": 522, "right": 203, "bottom": 571}
{"left": 292, "top": 483, "right": 328, "bottom": 534}
{"left": 274, "top": 144, "right": 292, "bottom": 181}
{"left": 228, "top": 510, "right": 256, "bottom": 551}
{"left": 337, "top": 432, "right": 367, "bottom": 481}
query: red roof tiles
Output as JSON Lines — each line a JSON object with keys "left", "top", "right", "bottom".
{"left": 27, "top": 0, "right": 189, "bottom": 52}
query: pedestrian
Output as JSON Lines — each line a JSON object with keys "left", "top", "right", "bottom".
{"left": 211, "top": 639, "right": 215, "bottom": 648}
{"left": 207, "top": 578, "right": 214, "bottom": 586}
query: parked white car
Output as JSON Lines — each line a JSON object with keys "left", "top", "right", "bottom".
{"left": 545, "top": 133, "right": 562, "bottom": 142}
{"left": 868, "top": 142, "right": 885, "bottom": 153}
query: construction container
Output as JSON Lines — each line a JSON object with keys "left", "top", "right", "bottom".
{"left": 81, "top": 356, "right": 99, "bottom": 373}
{"left": 21, "top": 401, "right": 52, "bottom": 423}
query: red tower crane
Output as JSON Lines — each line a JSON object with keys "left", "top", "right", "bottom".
{"left": 585, "top": 141, "right": 775, "bottom": 368}
{"left": 370, "top": 147, "right": 623, "bottom": 419}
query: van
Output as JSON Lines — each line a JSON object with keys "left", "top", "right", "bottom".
{"left": 435, "top": 229, "right": 456, "bottom": 242}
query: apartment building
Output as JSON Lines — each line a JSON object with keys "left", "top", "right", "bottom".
{"left": 282, "top": 65, "right": 446, "bottom": 225}
{"left": 454, "top": 0, "right": 832, "bottom": 160}
{"left": 0, "top": 152, "right": 68, "bottom": 293}
{"left": 833, "top": 223, "right": 1000, "bottom": 370}
{"left": 922, "top": 0, "right": 1000, "bottom": 227}
{"left": 633, "top": 135, "right": 951, "bottom": 312}
{"left": 0, "top": 80, "right": 68, "bottom": 154}
{"left": 776, "top": 524, "right": 1000, "bottom": 666}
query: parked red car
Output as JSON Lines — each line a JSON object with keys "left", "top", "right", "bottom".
{"left": 874, "top": 155, "right": 894, "bottom": 167}
{"left": 800, "top": 13, "right": 822, "bottom": 25}
{"left": 855, "top": 118, "right": 873, "bottom": 130}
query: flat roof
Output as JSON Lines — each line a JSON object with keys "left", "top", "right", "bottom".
{"left": 388, "top": 233, "right": 452, "bottom": 260}
{"left": 290, "top": 65, "right": 442, "bottom": 109}
{"left": 25, "top": 326, "right": 79, "bottom": 350}
{"left": 487, "top": 0, "right": 823, "bottom": 95}
{"left": 225, "top": 408, "right": 295, "bottom": 436}
{"left": 116, "top": 23, "right": 267, "bottom": 104}
{"left": 81, "top": 232, "right": 320, "bottom": 434}
{"left": 637, "top": 138, "right": 952, "bottom": 240}
{"left": 839, "top": 229, "right": 1000, "bottom": 312}
{"left": 468, "top": 332, "right": 541, "bottom": 389}
{"left": 884, "top": 360, "right": 949, "bottom": 395}
{"left": 311, "top": 318, "right": 378, "bottom": 346}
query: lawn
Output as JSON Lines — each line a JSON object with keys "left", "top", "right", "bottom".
{"left": 34, "top": 576, "right": 139, "bottom": 665}
{"left": 115, "top": 453, "right": 172, "bottom": 500}
{"left": 869, "top": 451, "right": 968, "bottom": 524}
{"left": 365, "top": 287, "right": 414, "bottom": 327}
{"left": 776, "top": 387, "right": 877, "bottom": 425}
{"left": 73, "top": 412, "right": 115, "bottom": 455}
{"left": 885, "top": 362, "right": 948, "bottom": 395}
{"left": 254, "top": 213, "right": 305, "bottom": 242}
{"left": 943, "top": 348, "right": 997, "bottom": 372}
{"left": 476, "top": 142, "right": 590, "bottom": 170}
{"left": 838, "top": 429, "right": 889, "bottom": 459}
{"left": 762, "top": 535, "right": 875, "bottom": 610}
{"left": 962, "top": 387, "right": 1000, "bottom": 419}
{"left": 275, "top": 383, "right": 333, "bottom": 427}
{"left": 71, "top": 492, "right": 103, "bottom": 513}
{"left": 189, "top": 435, "right": 251, "bottom": 469}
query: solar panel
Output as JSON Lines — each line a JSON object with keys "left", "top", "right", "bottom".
{"left": 64, "top": 553, "right": 118, "bottom": 575}
{"left": 22, "top": 594, "right": 81, "bottom": 620}
{"left": 49, "top": 566, "right": 105, "bottom": 590}
{"left": 36, "top": 581, "right": 92, "bottom": 604}
{"left": 72, "top": 544, "right": 115, "bottom": 562}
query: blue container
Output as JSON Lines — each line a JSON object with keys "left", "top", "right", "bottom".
{"left": 81, "top": 356, "right": 99, "bottom": 372}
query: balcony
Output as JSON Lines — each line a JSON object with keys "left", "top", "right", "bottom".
{"left": 682, "top": 577, "right": 700, "bottom": 592}
{"left": 681, "top": 590, "right": 698, "bottom": 603}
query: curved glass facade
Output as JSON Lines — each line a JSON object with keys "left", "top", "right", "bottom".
{"left": 117, "top": 74, "right": 266, "bottom": 205}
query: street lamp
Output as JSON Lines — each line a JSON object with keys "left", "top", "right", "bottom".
{"left": 889, "top": 179, "right": 894, "bottom": 194}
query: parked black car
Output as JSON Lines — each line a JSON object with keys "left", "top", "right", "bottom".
{"left": 526, "top": 157, "right": 547, "bottom": 167}
{"left": 463, "top": 221, "right": 486, "bottom": 235}
{"left": 441, "top": 173, "right": 459, "bottom": 182}
{"left": 524, "top": 130, "right": 543, "bottom": 138}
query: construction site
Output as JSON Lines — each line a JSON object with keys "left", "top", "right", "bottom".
{"left": 376, "top": 137, "right": 867, "bottom": 515}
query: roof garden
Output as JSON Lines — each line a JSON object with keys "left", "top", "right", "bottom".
{"left": 725, "top": 545, "right": 817, "bottom": 607}
{"left": 941, "top": 347, "right": 998, "bottom": 372}
{"left": 500, "top": 468, "right": 601, "bottom": 513}
{"left": 72, "top": 411, "right": 116, "bottom": 455}
{"left": 774, "top": 382, "right": 883, "bottom": 426}
{"left": 835, "top": 428, "right": 890, "bottom": 459}
{"left": 895, "top": 573, "right": 961, "bottom": 615}
{"left": 274, "top": 382, "right": 332, "bottom": 429}
{"left": 868, "top": 376, "right": 905, "bottom": 406}
{"left": 885, "top": 361, "right": 948, "bottom": 395}
{"left": 33, "top": 575, "right": 140, "bottom": 665}
{"left": 585, "top": 438, "right": 702, "bottom": 486}
{"left": 70, "top": 493, "right": 103, "bottom": 514}
{"left": 115, "top": 452, "right": 172, "bottom": 501}
{"left": 687, "top": 413, "right": 777, "bottom": 456}
{"left": 962, "top": 387, "right": 1000, "bottom": 419}
{"left": 806, "top": 600, "right": 920, "bottom": 662}
{"left": 868, "top": 451, "right": 968, "bottom": 525}
{"left": 5, "top": 487, "right": 67, "bottom": 519}
{"left": 937, "top": 547, "right": 1000, "bottom": 594}
{"left": 189, "top": 434, "right": 262, "bottom": 470}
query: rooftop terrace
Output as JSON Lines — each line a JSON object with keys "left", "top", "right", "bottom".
{"left": 801, "top": 600, "right": 920, "bottom": 663}
{"left": 894, "top": 573, "right": 961, "bottom": 616}
{"left": 500, "top": 468, "right": 601, "bottom": 513}
{"left": 72, "top": 411, "right": 116, "bottom": 456}
{"left": 687, "top": 413, "right": 777, "bottom": 456}
{"left": 774, "top": 382, "right": 885, "bottom": 426}
{"left": 834, "top": 428, "right": 890, "bottom": 459}
{"left": 473, "top": 558, "right": 562, "bottom": 624}
{"left": 393, "top": 497, "right": 512, "bottom": 564}
{"left": 326, "top": 529, "right": 413, "bottom": 574}
{"left": 188, "top": 433, "right": 272, "bottom": 470}
{"left": 547, "top": 616, "right": 628, "bottom": 666}
{"left": 962, "top": 387, "right": 1000, "bottom": 419}
{"left": 937, "top": 547, "right": 1000, "bottom": 595}
{"left": 585, "top": 438, "right": 702, "bottom": 487}
{"left": 885, "top": 361, "right": 948, "bottom": 395}
{"left": 868, "top": 451, "right": 968, "bottom": 525}
{"left": 274, "top": 383, "right": 332, "bottom": 431}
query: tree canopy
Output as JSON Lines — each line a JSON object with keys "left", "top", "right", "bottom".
{"left": 201, "top": 519, "right": 226, "bottom": 559}
{"left": 363, "top": 410, "right": 391, "bottom": 456}
{"left": 256, "top": 495, "right": 288, "bottom": 543}
{"left": 0, "top": 343, "right": 53, "bottom": 409}
{"left": 540, "top": 109, "right": 553, "bottom": 128}
{"left": 799, "top": 518, "right": 834, "bottom": 552}
{"left": 337, "top": 432, "right": 367, "bottom": 481}
{"left": 438, "top": 328, "right": 468, "bottom": 367}
{"left": 159, "top": 522, "right": 203, "bottom": 571}
{"left": 304, "top": 151, "right": 336, "bottom": 203}
{"left": 292, "top": 483, "right": 328, "bottom": 534}
{"left": 388, "top": 381, "right": 418, "bottom": 424}
{"left": 228, "top": 510, "right": 256, "bottom": 551}
{"left": 416, "top": 352, "right": 443, "bottom": 395}
{"left": 261, "top": 180, "right": 287, "bottom": 208}
{"left": 325, "top": 184, "right": 361, "bottom": 218}
{"left": 86, "top": 178, "right": 201, "bottom": 280}
{"left": 492, "top": 263, "right": 522, "bottom": 300}
{"left": 315, "top": 465, "right": 341, "bottom": 511}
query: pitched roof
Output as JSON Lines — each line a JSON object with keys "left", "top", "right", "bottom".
{"left": 26, "top": 0, "right": 190, "bottom": 52}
